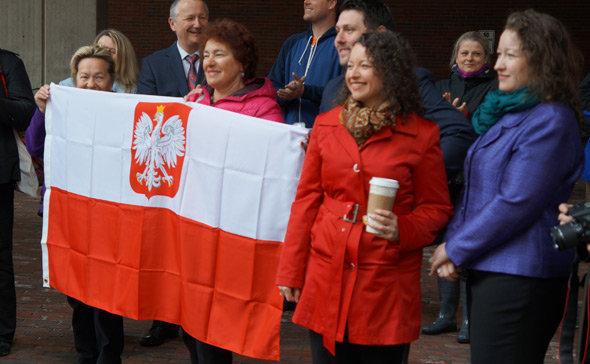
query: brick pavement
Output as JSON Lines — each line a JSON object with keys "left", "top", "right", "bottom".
{"left": 2, "top": 179, "right": 586, "bottom": 363}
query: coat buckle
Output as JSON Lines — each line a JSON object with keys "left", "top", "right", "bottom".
{"left": 343, "top": 204, "right": 359, "bottom": 223}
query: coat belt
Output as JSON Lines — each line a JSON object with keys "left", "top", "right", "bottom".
{"left": 322, "top": 194, "right": 367, "bottom": 224}
{"left": 320, "top": 194, "right": 366, "bottom": 354}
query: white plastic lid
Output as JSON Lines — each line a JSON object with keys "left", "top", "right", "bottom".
{"left": 369, "top": 177, "right": 399, "bottom": 189}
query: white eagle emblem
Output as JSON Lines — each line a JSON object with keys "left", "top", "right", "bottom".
{"left": 132, "top": 105, "right": 186, "bottom": 191}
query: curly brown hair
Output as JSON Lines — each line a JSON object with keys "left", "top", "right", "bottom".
{"left": 505, "top": 9, "right": 584, "bottom": 122}
{"left": 200, "top": 18, "right": 258, "bottom": 81}
{"left": 340, "top": 30, "right": 423, "bottom": 118}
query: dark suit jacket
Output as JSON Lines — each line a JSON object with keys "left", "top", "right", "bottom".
{"left": 137, "top": 42, "right": 205, "bottom": 97}
{"left": 0, "top": 49, "right": 35, "bottom": 183}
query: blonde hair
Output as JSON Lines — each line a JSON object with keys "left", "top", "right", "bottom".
{"left": 70, "top": 45, "right": 116, "bottom": 86}
{"left": 94, "top": 29, "right": 139, "bottom": 93}
{"left": 449, "top": 31, "right": 490, "bottom": 69}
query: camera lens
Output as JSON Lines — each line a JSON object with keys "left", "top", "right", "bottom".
{"left": 549, "top": 227, "right": 566, "bottom": 250}
{"left": 550, "top": 222, "right": 583, "bottom": 251}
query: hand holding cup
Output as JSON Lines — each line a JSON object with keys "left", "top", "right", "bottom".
{"left": 367, "top": 209, "right": 399, "bottom": 241}
{"left": 366, "top": 177, "right": 399, "bottom": 238}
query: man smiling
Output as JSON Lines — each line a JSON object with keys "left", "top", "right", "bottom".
{"left": 136, "top": 0, "right": 209, "bottom": 347}
{"left": 137, "top": 0, "right": 208, "bottom": 97}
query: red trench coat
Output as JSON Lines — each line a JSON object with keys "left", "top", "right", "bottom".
{"left": 276, "top": 106, "right": 453, "bottom": 353}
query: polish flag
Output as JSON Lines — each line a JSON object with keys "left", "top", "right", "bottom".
{"left": 40, "top": 85, "right": 307, "bottom": 360}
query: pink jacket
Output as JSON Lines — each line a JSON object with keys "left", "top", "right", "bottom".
{"left": 198, "top": 77, "right": 284, "bottom": 123}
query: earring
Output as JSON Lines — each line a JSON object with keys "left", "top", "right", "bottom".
{"left": 240, "top": 72, "right": 245, "bottom": 78}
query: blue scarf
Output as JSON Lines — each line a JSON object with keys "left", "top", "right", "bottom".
{"left": 471, "top": 87, "right": 539, "bottom": 135}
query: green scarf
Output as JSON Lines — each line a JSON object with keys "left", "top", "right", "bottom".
{"left": 471, "top": 87, "right": 539, "bottom": 135}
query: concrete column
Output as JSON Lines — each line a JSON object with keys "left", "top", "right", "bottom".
{"left": 0, "top": 0, "right": 98, "bottom": 89}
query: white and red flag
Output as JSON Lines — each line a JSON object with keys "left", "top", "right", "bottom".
{"left": 40, "top": 85, "right": 307, "bottom": 360}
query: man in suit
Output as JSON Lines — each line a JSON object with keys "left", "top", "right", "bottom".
{"left": 0, "top": 48, "right": 36, "bottom": 357}
{"left": 136, "top": 0, "right": 209, "bottom": 347}
{"left": 137, "top": 0, "right": 207, "bottom": 97}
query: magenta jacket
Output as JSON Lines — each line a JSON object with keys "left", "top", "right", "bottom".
{"left": 198, "top": 77, "right": 284, "bottom": 123}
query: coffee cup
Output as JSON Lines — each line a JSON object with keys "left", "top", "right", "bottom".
{"left": 366, "top": 177, "right": 399, "bottom": 234}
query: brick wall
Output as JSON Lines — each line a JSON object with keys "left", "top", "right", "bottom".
{"left": 107, "top": 0, "right": 589, "bottom": 82}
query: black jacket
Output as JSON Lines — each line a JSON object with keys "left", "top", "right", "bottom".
{"left": 436, "top": 66, "right": 497, "bottom": 120}
{"left": 580, "top": 73, "right": 590, "bottom": 112}
{"left": 0, "top": 49, "right": 36, "bottom": 183}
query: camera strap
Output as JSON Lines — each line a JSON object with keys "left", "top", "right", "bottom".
{"left": 578, "top": 271, "right": 590, "bottom": 364}
{"left": 559, "top": 258, "right": 590, "bottom": 364}
{"left": 0, "top": 63, "right": 8, "bottom": 97}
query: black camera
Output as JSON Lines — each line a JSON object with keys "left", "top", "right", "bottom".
{"left": 549, "top": 202, "right": 590, "bottom": 251}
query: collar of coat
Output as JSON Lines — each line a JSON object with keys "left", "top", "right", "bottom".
{"left": 318, "top": 106, "right": 420, "bottom": 139}
{"left": 316, "top": 106, "right": 425, "bottom": 164}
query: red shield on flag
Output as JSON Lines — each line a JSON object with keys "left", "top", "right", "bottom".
{"left": 130, "top": 102, "right": 192, "bottom": 199}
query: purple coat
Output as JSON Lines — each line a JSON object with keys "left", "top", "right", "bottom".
{"left": 25, "top": 108, "right": 46, "bottom": 213}
{"left": 25, "top": 108, "right": 44, "bottom": 159}
{"left": 444, "top": 103, "right": 583, "bottom": 278}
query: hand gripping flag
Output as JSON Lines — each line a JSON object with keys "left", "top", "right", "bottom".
{"left": 40, "top": 85, "right": 307, "bottom": 360}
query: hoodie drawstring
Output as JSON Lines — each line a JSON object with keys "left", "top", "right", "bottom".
{"left": 296, "top": 34, "right": 321, "bottom": 125}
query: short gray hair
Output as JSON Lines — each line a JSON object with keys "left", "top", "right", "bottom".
{"left": 170, "top": 0, "right": 209, "bottom": 20}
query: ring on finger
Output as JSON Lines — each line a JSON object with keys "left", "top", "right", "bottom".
{"left": 437, "top": 268, "right": 442, "bottom": 274}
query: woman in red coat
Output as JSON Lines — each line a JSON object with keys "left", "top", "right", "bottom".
{"left": 276, "top": 31, "right": 453, "bottom": 363}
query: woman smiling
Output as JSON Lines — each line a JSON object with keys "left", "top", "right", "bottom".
{"left": 186, "top": 19, "right": 283, "bottom": 123}
{"left": 423, "top": 31, "right": 497, "bottom": 344}
{"left": 26, "top": 45, "right": 125, "bottom": 364}
{"left": 431, "top": 9, "right": 584, "bottom": 363}
{"left": 182, "top": 18, "right": 283, "bottom": 364}
{"left": 276, "top": 31, "right": 452, "bottom": 364}
{"left": 59, "top": 29, "right": 138, "bottom": 94}
{"left": 436, "top": 31, "right": 497, "bottom": 121}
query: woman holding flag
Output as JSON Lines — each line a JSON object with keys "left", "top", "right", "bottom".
{"left": 182, "top": 18, "right": 284, "bottom": 364}
{"left": 25, "top": 45, "right": 124, "bottom": 364}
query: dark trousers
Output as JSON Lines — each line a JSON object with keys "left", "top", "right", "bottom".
{"left": 309, "top": 330, "right": 405, "bottom": 364}
{"left": 0, "top": 182, "right": 16, "bottom": 344}
{"left": 468, "top": 269, "right": 567, "bottom": 364}
{"left": 152, "top": 319, "right": 179, "bottom": 333}
{"left": 67, "top": 296, "right": 124, "bottom": 364}
{"left": 182, "top": 330, "right": 232, "bottom": 364}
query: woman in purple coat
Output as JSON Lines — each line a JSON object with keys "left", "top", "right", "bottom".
{"left": 25, "top": 45, "right": 125, "bottom": 364}
{"left": 431, "top": 10, "right": 584, "bottom": 364}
